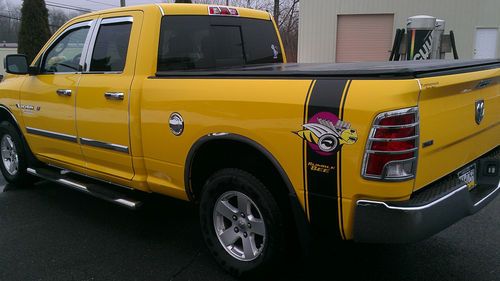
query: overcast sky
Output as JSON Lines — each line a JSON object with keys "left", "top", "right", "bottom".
{"left": 7, "top": 0, "right": 170, "bottom": 12}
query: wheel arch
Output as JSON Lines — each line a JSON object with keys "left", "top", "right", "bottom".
{"left": 185, "top": 133, "right": 311, "bottom": 255}
{"left": 0, "top": 104, "right": 39, "bottom": 166}
{"left": 185, "top": 133, "right": 294, "bottom": 199}
{"left": 0, "top": 105, "right": 22, "bottom": 130}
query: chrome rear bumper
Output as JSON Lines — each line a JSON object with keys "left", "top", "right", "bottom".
{"left": 353, "top": 154, "right": 500, "bottom": 243}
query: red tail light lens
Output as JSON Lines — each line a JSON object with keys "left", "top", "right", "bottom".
{"left": 370, "top": 140, "right": 415, "bottom": 152}
{"left": 209, "top": 6, "right": 239, "bottom": 16}
{"left": 209, "top": 7, "right": 220, "bottom": 14}
{"left": 374, "top": 127, "right": 415, "bottom": 138}
{"left": 362, "top": 107, "right": 419, "bottom": 181}
{"left": 378, "top": 113, "right": 415, "bottom": 126}
{"left": 365, "top": 153, "right": 414, "bottom": 176}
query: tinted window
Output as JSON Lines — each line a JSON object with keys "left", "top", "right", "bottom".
{"left": 158, "top": 16, "right": 283, "bottom": 71}
{"left": 42, "top": 26, "right": 89, "bottom": 73}
{"left": 213, "top": 25, "right": 245, "bottom": 67}
{"left": 90, "top": 22, "right": 132, "bottom": 72}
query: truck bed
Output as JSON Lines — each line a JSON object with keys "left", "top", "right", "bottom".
{"left": 155, "top": 59, "right": 500, "bottom": 79}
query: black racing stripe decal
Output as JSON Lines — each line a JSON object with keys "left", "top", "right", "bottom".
{"left": 337, "top": 80, "right": 352, "bottom": 240}
{"left": 302, "top": 80, "right": 315, "bottom": 219}
{"left": 305, "top": 79, "right": 348, "bottom": 239}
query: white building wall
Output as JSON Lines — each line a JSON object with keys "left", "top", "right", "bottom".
{"left": 298, "top": 0, "right": 500, "bottom": 62}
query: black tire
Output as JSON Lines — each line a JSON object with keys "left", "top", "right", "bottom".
{"left": 199, "top": 168, "right": 286, "bottom": 278}
{"left": 0, "top": 121, "right": 34, "bottom": 185}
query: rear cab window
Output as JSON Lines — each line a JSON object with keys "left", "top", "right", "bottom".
{"left": 157, "top": 16, "right": 283, "bottom": 71}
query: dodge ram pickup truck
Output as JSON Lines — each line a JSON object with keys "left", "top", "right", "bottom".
{"left": 1, "top": 3, "right": 499, "bottom": 277}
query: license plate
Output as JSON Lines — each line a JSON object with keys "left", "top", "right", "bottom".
{"left": 458, "top": 163, "right": 476, "bottom": 190}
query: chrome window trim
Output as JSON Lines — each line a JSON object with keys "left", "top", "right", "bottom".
{"left": 84, "top": 16, "right": 133, "bottom": 73}
{"left": 79, "top": 20, "right": 98, "bottom": 71}
{"left": 84, "top": 18, "right": 103, "bottom": 72}
{"left": 155, "top": 3, "right": 165, "bottom": 16}
{"left": 101, "top": 16, "right": 134, "bottom": 25}
{"left": 39, "top": 20, "right": 95, "bottom": 74}
{"left": 80, "top": 137, "right": 129, "bottom": 154}
{"left": 26, "top": 127, "right": 78, "bottom": 143}
{"left": 82, "top": 71, "right": 123, "bottom": 75}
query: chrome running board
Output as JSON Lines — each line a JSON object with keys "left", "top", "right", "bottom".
{"left": 27, "top": 167, "right": 142, "bottom": 209}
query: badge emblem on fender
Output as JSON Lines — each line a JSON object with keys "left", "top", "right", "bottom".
{"left": 169, "top": 112, "right": 184, "bottom": 136}
{"left": 475, "top": 99, "right": 485, "bottom": 125}
{"left": 294, "top": 112, "right": 358, "bottom": 156}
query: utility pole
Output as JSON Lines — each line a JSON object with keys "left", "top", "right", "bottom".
{"left": 120, "top": 0, "right": 125, "bottom": 7}
{"left": 273, "top": 0, "right": 280, "bottom": 23}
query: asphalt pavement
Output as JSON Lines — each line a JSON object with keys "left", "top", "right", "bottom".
{"left": 0, "top": 176, "right": 498, "bottom": 281}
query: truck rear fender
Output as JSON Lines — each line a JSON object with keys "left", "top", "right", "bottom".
{"left": 185, "top": 133, "right": 311, "bottom": 255}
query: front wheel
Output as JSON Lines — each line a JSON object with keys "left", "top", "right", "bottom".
{"left": 199, "top": 168, "right": 286, "bottom": 278}
{"left": 0, "top": 121, "right": 33, "bottom": 185}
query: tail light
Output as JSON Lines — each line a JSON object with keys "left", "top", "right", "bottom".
{"left": 362, "top": 107, "right": 419, "bottom": 181}
{"left": 209, "top": 6, "right": 239, "bottom": 16}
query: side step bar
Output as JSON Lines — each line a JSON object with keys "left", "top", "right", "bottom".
{"left": 27, "top": 167, "right": 142, "bottom": 209}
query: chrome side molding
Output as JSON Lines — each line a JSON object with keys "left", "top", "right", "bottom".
{"left": 26, "top": 127, "right": 78, "bottom": 143}
{"left": 80, "top": 138, "right": 129, "bottom": 154}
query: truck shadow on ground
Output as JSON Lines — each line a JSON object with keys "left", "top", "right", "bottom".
{"left": 0, "top": 181, "right": 495, "bottom": 281}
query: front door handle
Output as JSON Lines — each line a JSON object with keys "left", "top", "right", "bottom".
{"left": 104, "top": 92, "right": 124, "bottom": 100}
{"left": 56, "top": 89, "right": 72, "bottom": 97}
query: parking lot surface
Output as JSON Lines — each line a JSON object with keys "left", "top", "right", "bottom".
{"left": 0, "top": 177, "right": 498, "bottom": 281}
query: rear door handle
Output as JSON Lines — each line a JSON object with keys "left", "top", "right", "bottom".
{"left": 56, "top": 89, "right": 72, "bottom": 97}
{"left": 104, "top": 92, "right": 124, "bottom": 100}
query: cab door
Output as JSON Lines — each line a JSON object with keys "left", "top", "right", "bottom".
{"left": 76, "top": 12, "right": 142, "bottom": 180}
{"left": 20, "top": 19, "right": 96, "bottom": 166}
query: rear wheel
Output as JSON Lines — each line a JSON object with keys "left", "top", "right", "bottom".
{"left": 199, "top": 168, "right": 286, "bottom": 278}
{"left": 0, "top": 121, "right": 34, "bottom": 185}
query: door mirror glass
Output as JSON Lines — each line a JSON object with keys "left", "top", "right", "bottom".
{"left": 4, "top": 54, "right": 29, "bottom": 75}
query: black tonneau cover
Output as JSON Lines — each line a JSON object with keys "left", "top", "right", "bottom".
{"left": 155, "top": 59, "right": 500, "bottom": 79}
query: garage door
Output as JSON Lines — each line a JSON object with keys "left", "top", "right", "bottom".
{"left": 336, "top": 14, "right": 394, "bottom": 63}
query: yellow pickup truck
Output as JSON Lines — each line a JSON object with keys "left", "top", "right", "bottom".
{"left": 1, "top": 3, "right": 499, "bottom": 277}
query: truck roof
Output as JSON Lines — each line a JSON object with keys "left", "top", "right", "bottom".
{"left": 155, "top": 59, "right": 500, "bottom": 79}
{"left": 74, "top": 3, "right": 271, "bottom": 21}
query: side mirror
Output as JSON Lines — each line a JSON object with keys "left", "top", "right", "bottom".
{"left": 4, "top": 54, "right": 29, "bottom": 75}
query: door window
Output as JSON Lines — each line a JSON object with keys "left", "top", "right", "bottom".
{"left": 89, "top": 22, "right": 132, "bottom": 72}
{"left": 42, "top": 26, "right": 90, "bottom": 73}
